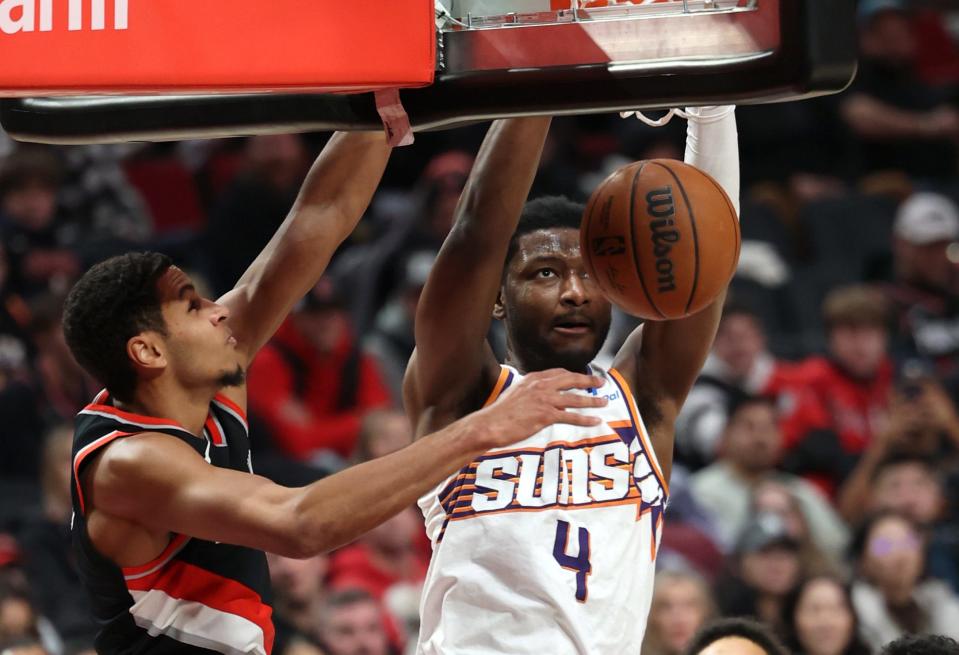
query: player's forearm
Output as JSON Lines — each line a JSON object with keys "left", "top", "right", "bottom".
{"left": 450, "top": 116, "right": 551, "bottom": 243}
{"left": 237, "top": 132, "right": 390, "bottom": 287}
{"left": 411, "top": 118, "right": 552, "bottom": 379}
{"left": 290, "top": 131, "right": 392, "bottom": 238}
{"left": 683, "top": 107, "right": 740, "bottom": 217}
{"left": 288, "top": 414, "right": 491, "bottom": 556}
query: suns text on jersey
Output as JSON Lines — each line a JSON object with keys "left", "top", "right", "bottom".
{"left": 439, "top": 433, "right": 666, "bottom": 521}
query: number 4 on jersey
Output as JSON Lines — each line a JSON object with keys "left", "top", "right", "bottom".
{"left": 553, "top": 520, "right": 591, "bottom": 602}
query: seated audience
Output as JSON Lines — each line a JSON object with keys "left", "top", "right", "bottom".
{"left": 247, "top": 277, "right": 391, "bottom": 463}
{"left": 316, "top": 590, "right": 390, "bottom": 655}
{"left": 851, "top": 511, "right": 959, "bottom": 650}
{"left": 642, "top": 569, "right": 717, "bottom": 655}
{"left": 780, "top": 575, "right": 871, "bottom": 655}
{"left": 689, "top": 394, "right": 847, "bottom": 551}
{"left": 715, "top": 512, "right": 804, "bottom": 629}
{"left": 772, "top": 285, "right": 894, "bottom": 497}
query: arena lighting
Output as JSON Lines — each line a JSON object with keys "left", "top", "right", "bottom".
{"left": 0, "top": 0, "right": 856, "bottom": 143}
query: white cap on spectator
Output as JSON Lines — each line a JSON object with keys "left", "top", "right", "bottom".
{"left": 894, "top": 192, "right": 959, "bottom": 245}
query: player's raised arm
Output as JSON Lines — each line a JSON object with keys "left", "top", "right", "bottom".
{"left": 613, "top": 106, "right": 740, "bottom": 481}
{"left": 219, "top": 131, "right": 392, "bottom": 365}
{"left": 405, "top": 117, "right": 552, "bottom": 424}
{"left": 84, "top": 370, "right": 604, "bottom": 559}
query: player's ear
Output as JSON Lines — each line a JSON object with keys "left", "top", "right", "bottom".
{"left": 127, "top": 332, "right": 167, "bottom": 372}
{"left": 492, "top": 288, "right": 506, "bottom": 321}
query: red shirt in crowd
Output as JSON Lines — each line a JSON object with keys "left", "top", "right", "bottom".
{"left": 247, "top": 319, "right": 391, "bottom": 459}
{"left": 768, "top": 356, "right": 894, "bottom": 454}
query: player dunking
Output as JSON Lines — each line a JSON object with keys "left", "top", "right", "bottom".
{"left": 405, "top": 108, "right": 740, "bottom": 654}
{"left": 61, "top": 131, "right": 607, "bottom": 655}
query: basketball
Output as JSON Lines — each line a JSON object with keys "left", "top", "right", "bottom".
{"left": 580, "top": 159, "right": 741, "bottom": 320}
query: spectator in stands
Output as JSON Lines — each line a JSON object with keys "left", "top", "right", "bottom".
{"left": 0, "top": 578, "right": 40, "bottom": 649}
{"left": 751, "top": 478, "right": 843, "bottom": 572}
{"left": 316, "top": 589, "right": 389, "bottom": 655}
{"left": 839, "top": 376, "right": 959, "bottom": 523}
{"left": 0, "top": 242, "right": 31, "bottom": 373}
{"left": 267, "top": 552, "right": 329, "bottom": 655}
{"left": 683, "top": 617, "right": 789, "bottom": 655}
{"left": 203, "top": 134, "right": 310, "bottom": 295}
{"left": 642, "top": 570, "right": 716, "bottom": 655}
{"left": 355, "top": 410, "right": 413, "bottom": 464}
{"left": 327, "top": 508, "right": 427, "bottom": 651}
{"left": 0, "top": 148, "right": 80, "bottom": 298}
{"left": 772, "top": 285, "right": 894, "bottom": 496}
{"left": 27, "top": 295, "right": 97, "bottom": 423}
{"left": 714, "top": 512, "right": 804, "bottom": 628}
{"left": 840, "top": 0, "right": 959, "bottom": 181}
{"left": 333, "top": 150, "right": 472, "bottom": 333}
{"left": 363, "top": 250, "right": 434, "bottom": 405}
{"left": 851, "top": 511, "right": 959, "bottom": 650}
{"left": 885, "top": 192, "right": 959, "bottom": 381}
{"left": 0, "top": 241, "right": 44, "bottom": 486}
{"left": 17, "top": 425, "right": 97, "bottom": 652}
{"left": 688, "top": 394, "right": 847, "bottom": 552}
{"left": 328, "top": 507, "right": 427, "bottom": 602}
{"left": 58, "top": 143, "right": 152, "bottom": 247}
{"left": 881, "top": 634, "right": 959, "bottom": 655}
{"left": 247, "top": 277, "right": 391, "bottom": 463}
{"left": 676, "top": 298, "right": 777, "bottom": 468}
{"left": 842, "top": 452, "right": 959, "bottom": 593}
{"left": 656, "top": 475, "right": 727, "bottom": 582}
{"left": 780, "top": 575, "right": 871, "bottom": 655}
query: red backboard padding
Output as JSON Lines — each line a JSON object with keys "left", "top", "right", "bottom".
{"left": 0, "top": 0, "right": 435, "bottom": 95}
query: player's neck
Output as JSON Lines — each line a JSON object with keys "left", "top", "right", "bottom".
{"left": 505, "top": 350, "right": 593, "bottom": 376}
{"left": 121, "top": 379, "right": 216, "bottom": 437}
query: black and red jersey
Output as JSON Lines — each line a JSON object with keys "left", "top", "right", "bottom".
{"left": 70, "top": 390, "right": 275, "bottom": 655}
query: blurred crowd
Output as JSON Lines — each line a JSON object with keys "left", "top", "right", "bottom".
{"left": 3, "top": 0, "right": 959, "bottom": 654}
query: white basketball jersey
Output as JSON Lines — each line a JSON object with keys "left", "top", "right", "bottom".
{"left": 416, "top": 364, "right": 669, "bottom": 655}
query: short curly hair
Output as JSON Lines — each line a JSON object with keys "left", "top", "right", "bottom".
{"left": 881, "top": 634, "right": 959, "bottom": 655}
{"left": 684, "top": 617, "right": 789, "bottom": 655}
{"left": 505, "top": 195, "right": 585, "bottom": 271}
{"left": 62, "top": 252, "right": 172, "bottom": 403}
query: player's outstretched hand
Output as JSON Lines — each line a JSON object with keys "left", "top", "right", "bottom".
{"left": 474, "top": 369, "right": 607, "bottom": 449}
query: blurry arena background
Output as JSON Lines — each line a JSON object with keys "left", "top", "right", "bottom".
{"left": 2, "top": 1, "right": 959, "bottom": 654}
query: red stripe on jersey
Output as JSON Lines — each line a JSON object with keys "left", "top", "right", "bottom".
{"left": 213, "top": 393, "right": 248, "bottom": 425}
{"left": 72, "top": 430, "right": 134, "bottom": 515}
{"left": 204, "top": 415, "right": 225, "bottom": 446}
{"left": 122, "top": 534, "right": 191, "bottom": 579}
{"left": 126, "top": 559, "right": 274, "bottom": 654}
{"left": 82, "top": 402, "right": 189, "bottom": 430}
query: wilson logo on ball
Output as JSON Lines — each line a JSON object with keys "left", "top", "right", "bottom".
{"left": 581, "top": 159, "right": 740, "bottom": 320}
{"left": 645, "top": 187, "right": 680, "bottom": 293}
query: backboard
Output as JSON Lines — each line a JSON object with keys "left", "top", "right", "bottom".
{"left": 0, "top": 0, "right": 857, "bottom": 143}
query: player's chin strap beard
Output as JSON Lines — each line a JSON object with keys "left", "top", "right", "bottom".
{"left": 218, "top": 365, "right": 246, "bottom": 388}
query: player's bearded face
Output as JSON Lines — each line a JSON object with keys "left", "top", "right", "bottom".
{"left": 499, "top": 229, "right": 612, "bottom": 373}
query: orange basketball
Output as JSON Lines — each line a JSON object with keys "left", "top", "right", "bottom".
{"left": 581, "top": 159, "right": 741, "bottom": 320}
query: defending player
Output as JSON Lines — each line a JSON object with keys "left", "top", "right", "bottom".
{"left": 62, "top": 131, "right": 607, "bottom": 655}
{"left": 405, "top": 108, "right": 740, "bottom": 654}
